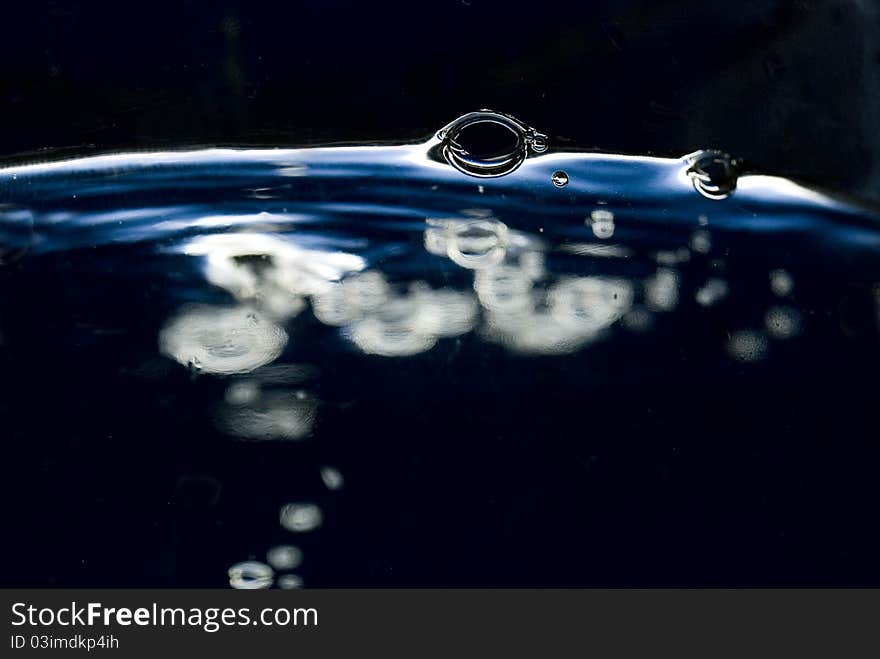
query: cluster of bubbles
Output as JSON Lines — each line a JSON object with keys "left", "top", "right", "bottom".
{"left": 427, "top": 213, "right": 638, "bottom": 355}
{"left": 226, "top": 466, "right": 344, "bottom": 589}
{"left": 159, "top": 207, "right": 814, "bottom": 370}
{"left": 725, "top": 268, "right": 802, "bottom": 362}
{"left": 156, "top": 198, "right": 810, "bottom": 589}
{"left": 313, "top": 272, "right": 478, "bottom": 357}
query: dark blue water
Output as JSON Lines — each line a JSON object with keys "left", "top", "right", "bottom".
{"left": 2, "top": 126, "right": 880, "bottom": 586}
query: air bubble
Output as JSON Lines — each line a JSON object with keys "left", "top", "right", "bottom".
{"left": 436, "top": 110, "right": 547, "bottom": 178}
{"left": 765, "top": 306, "right": 802, "bottom": 339}
{"left": 644, "top": 268, "right": 680, "bottom": 312}
{"left": 695, "top": 278, "right": 729, "bottom": 307}
{"left": 690, "top": 230, "right": 712, "bottom": 254}
{"left": 684, "top": 150, "right": 741, "bottom": 200}
{"left": 280, "top": 503, "right": 323, "bottom": 532}
{"left": 277, "top": 574, "right": 304, "bottom": 590}
{"left": 551, "top": 171, "right": 569, "bottom": 187}
{"left": 267, "top": 545, "right": 303, "bottom": 571}
{"left": 228, "top": 561, "right": 274, "bottom": 590}
{"left": 727, "top": 330, "right": 768, "bottom": 362}
{"left": 769, "top": 269, "right": 794, "bottom": 297}
{"left": 320, "top": 466, "right": 345, "bottom": 491}
{"left": 588, "top": 209, "right": 615, "bottom": 239}
{"left": 447, "top": 220, "right": 508, "bottom": 269}
{"left": 159, "top": 305, "right": 288, "bottom": 375}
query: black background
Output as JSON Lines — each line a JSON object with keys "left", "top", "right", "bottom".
{"left": 1, "top": 0, "right": 879, "bottom": 199}
{"left": 3, "top": 0, "right": 880, "bottom": 589}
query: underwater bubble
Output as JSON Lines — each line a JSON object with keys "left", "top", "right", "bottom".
{"left": 410, "top": 287, "right": 478, "bottom": 337}
{"left": 277, "top": 574, "right": 305, "bottom": 590}
{"left": 684, "top": 150, "right": 741, "bottom": 200}
{"left": 280, "top": 503, "right": 323, "bottom": 533}
{"left": 329, "top": 283, "right": 476, "bottom": 357}
{"left": 320, "top": 466, "right": 345, "bottom": 491}
{"left": 266, "top": 545, "right": 303, "bottom": 571}
{"left": 690, "top": 230, "right": 712, "bottom": 254}
{"left": 551, "top": 171, "right": 569, "bottom": 187}
{"left": 479, "top": 273, "right": 631, "bottom": 355}
{"left": 348, "top": 320, "right": 433, "bottom": 357}
{"left": 588, "top": 209, "right": 615, "bottom": 239}
{"left": 312, "top": 283, "right": 360, "bottom": 327}
{"left": 474, "top": 264, "right": 537, "bottom": 315}
{"left": 446, "top": 219, "right": 508, "bottom": 269}
{"left": 483, "top": 307, "right": 599, "bottom": 355}
{"left": 348, "top": 296, "right": 438, "bottom": 357}
{"left": 424, "top": 219, "right": 452, "bottom": 257}
{"left": 770, "top": 269, "right": 795, "bottom": 297}
{"left": 312, "top": 272, "right": 391, "bottom": 327}
{"left": 216, "top": 391, "right": 317, "bottom": 441}
{"left": 765, "top": 306, "right": 802, "bottom": 339}
{"left": 159, "top": 305, "right": 288, "bottom": 375}
{"left": 228, "top": 561, "right": 274, "bottom": 590}
{"left": 341, "top": 271, "right": 390, "bottom": 312}
{"left": 518, "top": 251, "right": 546, "bottom": 279}
{"left": 592, "top": 222, "right": 614, "bottom": 239}
{"left": 644, "top": 268, "right": 680, "bottom": 312}
{"left": 727, "top": 330, "right": 768, "bottom": 362}
{"left": 548, "top": 277, "right": 633, "bottom": 333}
{"left": 695, "top": 278, "right": 729, "bottom": 307}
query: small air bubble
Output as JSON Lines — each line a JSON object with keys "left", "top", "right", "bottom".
{"left": 684, "top": 150, "right": 740, "bottom": 200}
{"left": 277, "top": 574, "right": 304, "bottom": 590}
{"left": 588, "top": 209, "right": 615, "bottom": 239}
{"left": 551, "top": 171, "right": 569, "bottom": 187}
{"left": 769, "top": 269, "right": 794, "bottom": 297}
{"left": 279, "top": 503, "right": 323, "bottom": 532}
{"left": 690, "top": 230, "right": 711, "bottom": 254}
{"left": 695, "top": 278, "right": 728, "bottom": 307}
{"left": 765, "top": 306, "right": 802, "bottom": 339}
{"left": 266, "top": 545, "right": 303, "bottom": 571}
{"left": 228, "top": 561, "right": 274, "bottom": 590}
{"left": 320, "top": 466, "right": 345, "bottom": 491}
{"left": 727, "top": 330, "right": 768, "bottom": 362}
